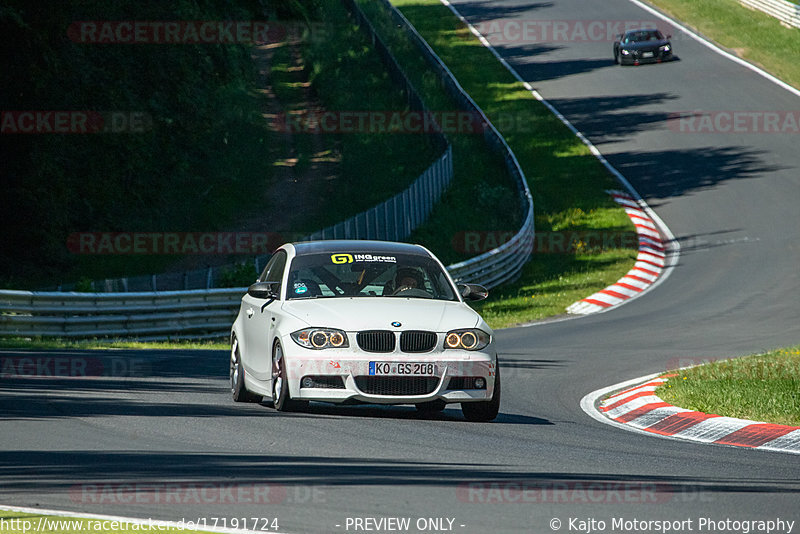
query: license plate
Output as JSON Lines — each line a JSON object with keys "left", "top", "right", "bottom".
{"left": 369, "top": 362, "right": 436, "bottom": 376}
{"left": 642, "top": 52, "right": 654, "bottom": 58}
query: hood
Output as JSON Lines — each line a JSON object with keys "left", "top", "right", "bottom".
{"left": 281, "top": 298, "right": 482, "bottom": 332}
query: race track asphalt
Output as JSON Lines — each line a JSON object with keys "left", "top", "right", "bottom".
{"left": 2, "top": 0, "right": 799, "bottom": 532}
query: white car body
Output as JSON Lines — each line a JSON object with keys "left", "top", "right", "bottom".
{"left": 230, "top": 240, "right": 500, "bottom": 421}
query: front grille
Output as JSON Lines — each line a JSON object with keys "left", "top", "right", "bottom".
{"left": 447, "top": 376, "right": 487, "bottom": 390}
{"left": 357, "top": 330, "right": 396, "bottom": 353}
{"left": 301, "top": 375, "right": 345, "bottom": 389}
{"left": 399, "top": 331, "right": 437, "bottom": 353}
{"left": 355, "top": 376, "right": 439, "bottom": 396}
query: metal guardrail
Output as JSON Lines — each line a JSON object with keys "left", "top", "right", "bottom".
{"left": 305, "top": 145, "right": 453, "bottom": 242}
{"left": 741, "top": 0, "right": 800, "bottom": 28}
{"left": 0, "top": 0, "right": 535, "bottom": 340}
{"left": 0, "top": 289, "right": 242, "bottom": 339}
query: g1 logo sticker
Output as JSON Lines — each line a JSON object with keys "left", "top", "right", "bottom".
{"left": 331, "top": 253, "right": 353, "bottom": 264}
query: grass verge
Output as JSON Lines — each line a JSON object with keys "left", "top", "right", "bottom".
{"left": 657, "top": 346, "right": 800, "bottom": 426}
{"left": 0, "top": 510, "right": 217, "bottom": 534}
{"left": 368, "top": 0, "right": 638, "bottom": 328}
{"left": 645, "top": 0, "right": 800, "bottom": 89}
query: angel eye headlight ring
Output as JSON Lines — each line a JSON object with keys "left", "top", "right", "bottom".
{"left": 329, "top": 331, "right": 345, "bottom": 347}
{"left": 444, "top": 329, "right": 489, "bottom": 351}
{"left": 460, "top": 331, "right": 478, "bottom": 350}
{"left": 445, "top": 332, "right": 462, "bottom": 349}
{"left": 291, "top": 328, "right": 349, "bottom": 350}
{"left": 311, "top": 331, "right": 329, "bottom": 348}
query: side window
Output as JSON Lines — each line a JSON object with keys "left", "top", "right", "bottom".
{"left": 259, "top": 251, "right": 287, "bottom": 294}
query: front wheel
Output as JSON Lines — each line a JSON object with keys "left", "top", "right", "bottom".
{"left": 230, "top": 335, "right": 262, "bottom": 403}
{"left": 461, "top": 363, "right": 501, "bottom": 422}
{"left": 271, "top": 341, "right": 308, "bottom": 412}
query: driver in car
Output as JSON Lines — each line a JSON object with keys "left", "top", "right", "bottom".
{"left": 389, "top": 267, "right": 425, "bottom": 295}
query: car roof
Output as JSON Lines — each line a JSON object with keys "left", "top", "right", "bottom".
{"left": 291, "top": 240, "right": 431, "bottom": 258}
{"left": 625, "top": 28, "right": 660, "bottom": 35}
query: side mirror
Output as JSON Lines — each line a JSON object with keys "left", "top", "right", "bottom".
{"left": 247, "top": 281, "right": 280, "bottom": 300}
{"left": 457, "top": 283, "right": 488, "bottom": 302}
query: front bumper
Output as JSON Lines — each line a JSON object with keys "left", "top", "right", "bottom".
{"left": 285, "top": 350, "right": 496, "bottom": 405}
{"left": 620, "top": 50, "right": 672, "bottom": 64}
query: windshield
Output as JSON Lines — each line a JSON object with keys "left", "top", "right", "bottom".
{"left": 623, "top": 30, "right": 664, "bottom": 43}
{"left": 286, "top": 252, "right": 457, "bottom": 301}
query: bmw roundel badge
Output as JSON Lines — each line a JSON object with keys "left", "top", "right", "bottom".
{"left": 391, "top": 321, "right": 402, "bottom": 328}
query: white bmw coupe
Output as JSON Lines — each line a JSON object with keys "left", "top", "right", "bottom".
{"left": 230, "top": 240, "right": 500, "bottom": 422}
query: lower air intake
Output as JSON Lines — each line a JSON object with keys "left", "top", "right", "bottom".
{"left": 354, "top": 376, "right": 439, "bottom": 396}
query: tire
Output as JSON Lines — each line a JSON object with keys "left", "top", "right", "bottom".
{"left": 271, "top": 341, "right": 309, "bottom": 412}
{"left": 230, "top": 335, "right": 262, "bottom": 403}
{"left": 461, "top": 363, "right": 501, "bottom": 422}
{"left": 415, "top": 399, "right": 447, "bottom": 414}
{"left": 614, "top": 51, "right": 619, "bottom": 65}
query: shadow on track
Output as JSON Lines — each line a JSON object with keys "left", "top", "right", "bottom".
{"left": 0, "top": 348, "right": 550, "bottom": 425}
{"left": 544, "top": 93, "right": 677, "bottom": 141}
{"left": 610, "top": 146, "right": 785, "bottom": 199}
{"left": 1, "top": 450, "right": 798, "bottom": 496}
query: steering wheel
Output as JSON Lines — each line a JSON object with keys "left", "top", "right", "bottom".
{"left": 391, "top": 286, "right": 433, "bottom": 298}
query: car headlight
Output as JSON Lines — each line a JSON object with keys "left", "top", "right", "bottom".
{"left": 291, "top": 328, "right": 349, "bottom": 349}
{"left": 444, "top": 329, "right": 490, "bottom": 351}
{"left": 660, "top": 45, "right": 671, "bottom": 52}
{"left": 621, "top": 49, "right": 631, "bottom": 55}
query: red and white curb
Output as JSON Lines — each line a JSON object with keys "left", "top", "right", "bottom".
{"left": 581, "top": 374, "right": 800, "bottom": 455}
{"left": 567, "top": 190, "right": 668, "bottom": 315}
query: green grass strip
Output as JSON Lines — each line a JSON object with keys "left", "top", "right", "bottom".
{"left": 645, "top": 0, "right": 800, "bottom": 89}
{"left": 657, "top": 346, "right": 800, "bottom": 426}
{"left": 0, "top": 337, "right": 226, "bottom": 351}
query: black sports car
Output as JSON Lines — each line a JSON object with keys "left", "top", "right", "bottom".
{"left": 613, "top": 29, "right": 673, "bottom": 65}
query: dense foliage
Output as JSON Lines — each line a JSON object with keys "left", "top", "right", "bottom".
{"left": 0, "top": 0, "right": 318, "bottom": 287}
